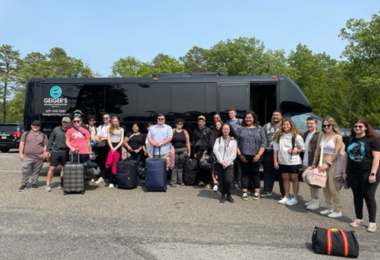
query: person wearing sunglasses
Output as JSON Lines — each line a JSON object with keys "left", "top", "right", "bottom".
{"left": 170, "top": 118, "right": 191, "bottom": 186}
{"left": 312, "top": 117, "right": 343, "bottom": 218}
{"left": 343, "top": 119, "right": 380, "bottom": 232}
{"left": 68, "top": 109, "right": 89, "bottom": 131}
{"left": 147, "top": 114, "right": 173, "bottom": 170}
{"left": 65, "top": 116, "right": 92, "bottom": 163}
{"left": 93, "top": 113, "right": 111, "bottom": 184}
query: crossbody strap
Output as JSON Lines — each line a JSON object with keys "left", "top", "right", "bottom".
{"left": 318, "top": 135, "right": 324, "bottom": 167}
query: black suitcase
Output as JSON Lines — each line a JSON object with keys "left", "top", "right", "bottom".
{"left": 312, "top": 226, "right": 359, "bottom": 258}
{"left": 183, "top": 158, "right": 198, "bottom": 185}
{"left": 63, "top": 153, "right": 85, "bottom": 195}
{"left": 116, "top": 159, "right": 138, "bottom": 189}
{"left": 145, "top": 147, "right": 167, "bottom": 191}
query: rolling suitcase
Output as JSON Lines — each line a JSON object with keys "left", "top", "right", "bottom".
{"left": 116, "top": 158, "right": 138, "bottom": 189}
{"left": 145, "top": 147, "right": 167, "bottom": 191}
{"left": 63, "top": 153, "right": 85, "bottom": 195}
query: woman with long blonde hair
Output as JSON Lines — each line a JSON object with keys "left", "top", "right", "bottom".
{"left": 312, "top": 116, "right": 343, "bottom": 218}
{"left": 273, "top": 119, "right": 305, "bottom": 206}
{"left": 106, "top": 116, "right": 124, "bottom": 188}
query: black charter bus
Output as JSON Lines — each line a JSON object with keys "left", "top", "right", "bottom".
{"left": 24, "top": 73, "right": 312, "bottom": 135}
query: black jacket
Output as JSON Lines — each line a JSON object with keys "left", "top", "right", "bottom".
{"left": 193, "top": 126, "right": 212, "bottom": 153}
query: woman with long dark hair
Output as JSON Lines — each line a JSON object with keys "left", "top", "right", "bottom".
{"left": 312, "top": 117, "right": 343, "bottom": 217}
{"left": 273, "top": 119, "right": 304, "bottom": 206}
{"left": 213, "top": 123, "right": 238, "bottom": 203}
{"left": 236, "top": 111, "right": 266, "bottom": 200}
{"left": 123, "top": 123, "right": 145, "bottom": 163}
{"left": 344, "top": 119, "right": 380, "bottom": 232}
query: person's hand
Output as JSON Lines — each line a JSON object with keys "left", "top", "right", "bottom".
{"left": 343, "top": 173, "right": 347, "bottom": 182}
{"left": 369, "top": 174, "right": 376, "bottom": 183}
{"left": 311, "top": 164, "right": 316, "bottom": 169}
{"left": 239, "top": 154, "right": 248, "bottom": 163}
{"left": 19, "top": 154, "right": 24, "bottom": 161}
{"left": 89, "top": 154, "right": 93, "bottom": 159}
{"left": 253, "top": 154, "right": 261, "bottom": 162}
{"left": 222, "top": 162, "right": 228, "bottom": 169}
{"left": 45, "top": 152, "right": 51, "bottom": 157}
{"left": 134, "top": 149, "right": 139, "bottom": 153}
{"left": 194, "top": 153, "right": 197, "bottom": 158}
{"left": 70, "top": 147, "right": 77, "bottom": 153}
{"left": 187, "top": 152, "right": 191, "bottom": 157}
{"left": 203, "top": 150, "right": 207, "bottom": 154}
{"left": 318, "top": 163, "right": 328, "bottom": 172}
{"left": 111, "top": 148, "right": 116, "bottom": 153}
{"left": 274, "top": 161, "right": 279, "bottom": 170}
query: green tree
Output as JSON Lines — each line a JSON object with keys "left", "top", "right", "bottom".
{"left": 179, "top": 46, "right": 207, "bottom": 72}
{"left": 339, "top": 12, "right": 380, "bottom": 126}
{"left": 110, "top": 56, "right": 142, "bottom": 77}
{"left": 205, "top": 37, "right": 267, "bottom": 75}
{"left": 157, "top": 58, "right": 185, "bottom": 73}
{"left": 0, "top": 44, "right": 21, "bottom": 123}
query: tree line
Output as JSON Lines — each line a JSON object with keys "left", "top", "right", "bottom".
{"left": 1, "top": 12, "right": 379, "bottom": 127}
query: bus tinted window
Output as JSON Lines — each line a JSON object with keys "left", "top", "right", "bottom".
{"left": 106, "top": 84, "right": 138, "bottom": 121}
{"left": 138, "top": 83, "right": 171, "bottom": 121}
{"left": 172, "top": 83, "right": 205, "bottom": 122}
{"left": 219, "top": 84, "right": 248, "bottom": 119}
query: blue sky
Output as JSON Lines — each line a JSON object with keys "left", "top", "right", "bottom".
{"left": 1, "top": 0, "right": 378, "bottom": 76}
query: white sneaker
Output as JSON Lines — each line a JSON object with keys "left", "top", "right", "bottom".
{"left": 95, "top": 177, "right": 104, "bottom": 184}
{"left": 90, "top": 179, "right": 95, "bottom": 182}
{"left": 305, "top": 199, "right": 313, "bottom": 206}
{"left": 320, "top": 209, "right": 334, "bottom": 215}
{"left": 306, "top": 200, "right": 320, "bottom": 210}
{"left": 109, "top": 183, "right": 114, "bottom": 188}
{"left": 285, "top": 198, "right": 298, "bottom": 206}
{"left": 213, "top": 185, "right": 218, "bottom": 192}
{"left": 327, "top": 211, "right": 342, "bottom": 218}
{"left": 278, "top": 196, "right": 289, "bottom": 204}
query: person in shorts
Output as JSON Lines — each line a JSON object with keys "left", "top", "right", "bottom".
{"left": 45, "top": 117, "right": 71, "bottom": 191}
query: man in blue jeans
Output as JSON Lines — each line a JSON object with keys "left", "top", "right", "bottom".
{"left": 261, "top": 111, "right": 285, "bottom": 197}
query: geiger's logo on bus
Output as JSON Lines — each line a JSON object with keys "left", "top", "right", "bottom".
{"left": 50, "top": 86, "right": 62, "bottom": 98}
{"left": 44, "top": 86, "right": 68, "bottom": 105}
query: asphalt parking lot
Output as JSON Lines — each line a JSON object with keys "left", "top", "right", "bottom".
{"left": 1, "top": 150, "right": 379, "bottom": 260}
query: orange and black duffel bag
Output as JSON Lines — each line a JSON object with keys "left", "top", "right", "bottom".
{"left": 312, "top": 227, "right": 359, "bottom": 258}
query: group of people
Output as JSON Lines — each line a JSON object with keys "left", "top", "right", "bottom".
{"left": 18, "top": 109, "right": 379, "bottom": 232}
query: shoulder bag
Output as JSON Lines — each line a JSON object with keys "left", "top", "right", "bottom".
{"left": 302, "top": 136, "right": 327, "bottom": 188}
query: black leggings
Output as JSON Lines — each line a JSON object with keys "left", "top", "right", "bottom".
{"left": 347, "top": 171, "right": 379, "bottom": 222}
{"left": 239, "top": 155, "right": 262, "bottom": 189}
{"left": 215, "top": 163, "right": 234, "bottom": 197}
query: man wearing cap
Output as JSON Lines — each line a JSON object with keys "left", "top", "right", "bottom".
{"left": 45, "top": 117, "right": 71, "bottom": 191}
{"left": 18, "top": 120, "right": 48, "bottom": 191}
{"left": 147, "top": 114, "right": 173, "bottom": 170}
{"left": 193, "top": 115, "right": 212, "bottom": 187}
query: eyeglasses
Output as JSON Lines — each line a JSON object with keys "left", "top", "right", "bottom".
{"left": 158, "top": 118, "right": 165, "bottom": 121}
{"left": 73, "top": 120, "right": 81, "bottom": 123}
{"left": 322, "top": 124, "right": 331, "bottom": 128}
{"left": 354, "top": 125, "right": 364, "bottom": 129}
{"left": 89, "top": 119, "right": 96, "bottom": 122}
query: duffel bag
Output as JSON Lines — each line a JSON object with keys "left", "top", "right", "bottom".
{"left": 312, "top": 226, "right": 359, "bottom": 258}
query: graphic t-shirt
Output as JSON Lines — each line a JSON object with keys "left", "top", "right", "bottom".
{"left": 65, "top": 127, "right": 90, "bottom": 154}
{"left": 346, "top": 136, "right": 380, "bottom": 172}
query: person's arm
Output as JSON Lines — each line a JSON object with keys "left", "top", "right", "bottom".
{"left": 292, "top": 135, "right": 305, "bottom": 155}
{"left": 46, "top": 130, "right": 55, "bottom": 154}
{"left": 342, "top": 152, "right": 348, "bottom": 181}
{"left": 19, "top": 141, "right": 24, "bottom": 160}
{"left": 321, "top": 135, "right": 342, "bottom": 171}
{"left": 114, "top": 129, "right": 124, "bottom": 150}
{"left": 185, "top": 131, "right": 191, "bottom": 157}
{"left": 107, "top": 129, "right": 114, "bottom": 152}
{"left": 123, "top": 136, "right": 131, "bottom": 150}
{"left": 66, "top": 137, "right": 76, "bottom": 153}
{"left": 369, "top": 150, "right": 380, "bottom": 183}
{"left": 225, "top": 140, "right": 237, "bottom": 166}
{"left": 213, "top": 137, "right": 222, "bottom": 164}
{"left": 312, "top": 134, "right": 322, "bottom": 167}
{"left": 87, "top": 138, "right": 92, "bottom": 158}
{"left": 273, "top": 140, "right": 279, "bottom": 169}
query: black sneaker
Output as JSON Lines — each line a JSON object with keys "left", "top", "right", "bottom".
{"left": 32, "top": 184, "right": 37, "bottom": 190}
{"left": 18, "top": 185, "right": 27, "bottom": 192}
{"left": 220, "top": 197, "right": 226, "bottom": 203}
{"left": 227, "top": 196, "right": 235, "bottom": 203}
{"left": 260, "top": 191, "right": 272, "bottom": 197}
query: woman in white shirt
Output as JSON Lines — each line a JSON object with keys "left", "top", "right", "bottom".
{"left": 213, "top": 123, "right": 238, "bottom": 203}
{"left": 273, "top": 119, "right": 305, "bottom": 206}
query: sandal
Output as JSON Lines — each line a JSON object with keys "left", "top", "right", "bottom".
{"left": 349, "top": 219, "right": 363, "bottom": 227}
{"left": 367, "top": 223, "right": 377, "bottom": 233}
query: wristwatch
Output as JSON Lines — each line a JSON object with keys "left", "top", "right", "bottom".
{"left": 370, "top": 173, "right": 376, "bottom": 176}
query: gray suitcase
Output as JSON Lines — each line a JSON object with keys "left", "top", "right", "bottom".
{"left": 63, "top": 153, "right": 85, "bottom": 195}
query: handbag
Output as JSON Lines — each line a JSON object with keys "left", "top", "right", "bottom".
{"left": 199, "top": 154, "right": 211, "bottom": 169}
{"left": 121, "top": 146, "right": 131, "bottom": 161}
{"left": 312, "top": 226, "right": 359, "bottom": 258}
{"left": 169, "top": 144, "right": 175, "bottom": 170}
{"left": 93, "top": 140, "right": 107, "bottom": 149}
{"left": 302, "top": 136, "right": 327, "bottom": 188}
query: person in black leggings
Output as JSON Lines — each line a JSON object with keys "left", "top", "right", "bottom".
{"left": 344, "top": 118, "right": 380, "bottom": 233}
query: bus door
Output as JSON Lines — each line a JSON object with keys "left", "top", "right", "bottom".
{"left": 217, "top": 82, "right": 249, "bottom": 120}
{"left": 250, "top": 83, "right": 277, "bottom": 126}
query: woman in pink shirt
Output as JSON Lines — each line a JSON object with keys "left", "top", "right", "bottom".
{"left": 65, "top": 116, "right": 92, "bottom": 163}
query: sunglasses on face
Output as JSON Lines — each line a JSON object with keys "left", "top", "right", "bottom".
{"left": 354, "top": 125, "right": 364, "bottom": 129}
{"left": 73, "top": 120, "right": 81, "bottom": 123}
{"left": 322, "top": 124, "right": 331, "bottom": 128}
{"left": 158, "top": 118, "right": 165, "bottom": 121}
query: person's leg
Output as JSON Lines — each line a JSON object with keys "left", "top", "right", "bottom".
{"left": 225, "top": 165, "right": 234, "bottom": 198}
{"left": 216, "top": 163, "right": 225, "bottom": 197}
{"left": 46, "top": 166, "right": 57, "bottom": 186}
{"left": 262, "top": 150, "right": 275, "bottom": 193}
{"left": 362, "top": 172, "right": 379, "bottom": 223}
{"left": 281, "top": 173, "right": 290, "bottom": 198}
{"left": 347, "top": 171, "right": 363, "bottom": 219}
{"left": 30, "top": 159, "right": 44, "bottom": 186}
{"left": 290, "top": 173, "right": 299, "bottom": 199}
{"left": 176, "top": 148, "right": 187, "bottom": 185}
{"left": 251, "top": 157, "right": 262, "bottom": 195}
{"left": 21, "top": 157, "right": 33, "bottom": 186}
{"left": 239, "top": 158, "right": 249, "bottom": 193}
{"left": 324, "top": 160, "right": 341, "bottom": 212}
{"left": 171, "top": 149, "right": 180, "bottom": 185}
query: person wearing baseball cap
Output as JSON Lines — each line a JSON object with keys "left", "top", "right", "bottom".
{"left": 18, "top": 120, "right": 48, "bottom": 192}
{"left": 193, "top": 115, "right": 212, "bottom": 188}
{"left": 45, "top": 116, "right": 71, "bottom": 191}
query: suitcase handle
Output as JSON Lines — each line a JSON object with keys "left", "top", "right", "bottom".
{"left": 153, "top": 146, "right": 161, "bottom": 157}
{"left": 70, "top": 152, "right": 81, "bottom": 163}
